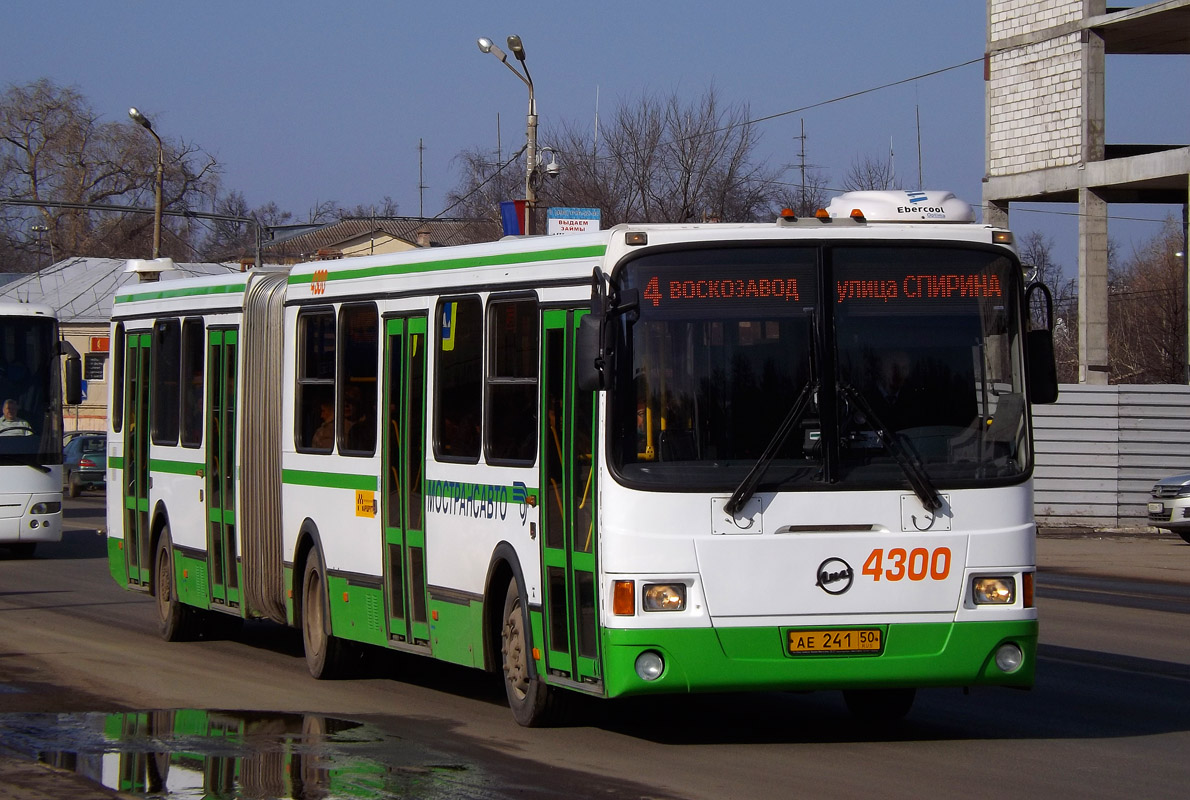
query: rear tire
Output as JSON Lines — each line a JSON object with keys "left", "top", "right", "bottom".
{"left": 501, "top": 580, "right": 561, "bottom": 726}
{"left": 66, "top": 472, "right": 80, "bottom": 498}
{"left": 302, "top": 547, "right": 349, "bottom": 679}
{"left": 842, "top": 688, "right": 916, "bottom": 722}
{"left": 155, "top": 529, "right": 199, "bottom": 641}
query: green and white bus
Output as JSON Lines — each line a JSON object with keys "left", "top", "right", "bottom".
{"left": 106, "top": 190, "right": 1058, "bottom": 725}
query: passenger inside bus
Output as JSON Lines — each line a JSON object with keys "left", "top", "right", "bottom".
{"left": 311, "top": 400, "right": 334, "bottom": 449}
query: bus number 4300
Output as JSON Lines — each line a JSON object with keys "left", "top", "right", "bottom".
{"left": 862, "top": 547, "right": 951, "bottom": 582}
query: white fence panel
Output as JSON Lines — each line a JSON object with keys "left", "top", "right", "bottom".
{"left": 1032, "top": 384, "right": 1190, "bottom": 527}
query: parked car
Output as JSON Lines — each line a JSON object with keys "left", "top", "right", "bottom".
{"left": 63, "top": 429, "right": 104, "bottom": 447}
{"left": 63, "top": 432, "right": 106, "bottom": 497}
{"left": 1147, "top": 473, "right": 1190, "bottom": 544}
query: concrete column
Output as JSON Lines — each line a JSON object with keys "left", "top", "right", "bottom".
{"left": 985, "top": 199, "right": 1010, "bottom": 230}
{"left": 1184, "top": 192, "right": 1189, "bottom": 383}
{"left": 1078, "top": 186, "right": 1109, "bottom": 384}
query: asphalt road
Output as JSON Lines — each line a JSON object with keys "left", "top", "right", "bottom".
{"left": 1, "top": 495, "right": 1188, "bottom": 799}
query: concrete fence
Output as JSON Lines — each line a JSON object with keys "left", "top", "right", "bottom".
{"left": 1032, "top": 384, "right": 1190, "bottom": 528}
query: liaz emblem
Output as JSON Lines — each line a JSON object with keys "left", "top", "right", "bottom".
{"left": 816, "top": 557, "right": 854, "bottom": 595}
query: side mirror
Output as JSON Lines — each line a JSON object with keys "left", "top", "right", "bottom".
{"left": 576, "top": 313, "right": 604, "bottom": 392}
{"left": 1024, "top": 281, "right": 1058, "bottom": 405}
{"left": 64, "top": 355, "right": 82, "bottom": 405}
{"left": 1026, "top": 329, "right": 1058, "bottom": 405}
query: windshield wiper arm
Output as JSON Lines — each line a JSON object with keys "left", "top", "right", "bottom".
{"left": 838, "top": 383, "right": 942, "bottom": 512}
{"left": 723, "top": 381, "right": 816, "bottom": 517}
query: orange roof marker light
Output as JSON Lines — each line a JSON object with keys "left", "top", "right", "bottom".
{"left": 823, "top": 190, "right": 976, "bottom": 223}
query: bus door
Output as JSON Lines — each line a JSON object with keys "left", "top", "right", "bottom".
{"left": 123, "top": 333, "right": 152, "bottom": 587}
{"left": 381, "top": 315, "right": 429, "bottom": 646}
{"left": 205, "top": 329, "right": 239, "bottom": 609}
{"left": 540, "top": 309, "right": 600, "bottom": 685}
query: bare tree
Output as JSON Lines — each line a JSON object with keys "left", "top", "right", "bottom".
{"left": 200, "top": 190, "right": 294, "bottom": 262}
{"left": 772, "top": 166, "right": 831, "bottom": 217}
{"left": 447, "top": 85, "right": 782, "bottom": 232}
{"left": 0, "top": 78, "right": 219, "bottom": 267}
{"left": 1019, "top": 230, "right": 1079, "bottom": 382}
{"left": 1109, "top": 219, "right": 1187, "bottom": 383}
{"left": 842, "top": 153, "right": 897, "bottom": 192}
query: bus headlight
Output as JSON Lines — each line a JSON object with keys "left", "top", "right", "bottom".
{"left": 642, "top": 583, "right": 686, "bottom": 612}
{"left": 972, "top": 576, "right": 1015, "bottom": 604}
{"left": 31, "top": 501, "right": 61, "bottom": 515}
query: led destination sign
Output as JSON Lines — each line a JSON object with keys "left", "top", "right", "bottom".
{"left": 642, "top": 274, "right": 804, "bottom": 307}
{"left": 836, "top": 272, "right": 1002, "bottom": 304}
{"left": 634, "top": 269, "right": 999, "bottom": 309}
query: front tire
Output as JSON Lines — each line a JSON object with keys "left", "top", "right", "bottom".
{"left": 1176, "top": 530, "right": 1190, "bottom": 545}
{"left": 155, "top": 529, "right": 198, "bottom": 641}
{"left": 501, "top": 580, "right": 561, "bottom": 726}
{"left": 302, "top": 547, "right": 349, "bottom": 679}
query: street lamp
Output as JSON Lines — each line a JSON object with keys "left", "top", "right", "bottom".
{"left": 128, "top": 107, "right": 164, "bottom": 259}
{"left": 478, "top": 34, "right": 538, "bottom": 235}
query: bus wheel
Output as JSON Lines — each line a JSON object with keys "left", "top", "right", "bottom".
{"left": 155, "top": 530, "right": 197, "bottom": 641}
{"left": 302, "top": 548, "right": 347, "bottom": 679}
{"left": 501, "top": 581, "right": 560, "bottom": 726}
{"left": 842, "top": 688, "right": 916, "bottom": 722}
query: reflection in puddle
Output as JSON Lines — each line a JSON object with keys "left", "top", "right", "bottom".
{"left": 0, "top": 710, "right": 480, "bottom": 799}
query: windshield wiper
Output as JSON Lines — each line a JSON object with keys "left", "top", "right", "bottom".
{"left": 838, "top": 383, "right": 942, "bottom": 512}
{"left": 723, "top": 380, "right": 816, "bottom": 516}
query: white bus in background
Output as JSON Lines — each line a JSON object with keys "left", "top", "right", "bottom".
{"left": 0, "top": 301, "right": 81, "bottom": 557}
{"left": 105, "top": 190, "right": 1059, "bottom": 725}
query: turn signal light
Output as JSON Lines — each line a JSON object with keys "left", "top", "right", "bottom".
{"left": 850, "top": 208, "right": 866, "bottom": 221}
{"left": 613, "top": 580, "right": 635, "bottom": 616}
{"left": 1023, "top": 572, "right": 1034, "bottom": 608}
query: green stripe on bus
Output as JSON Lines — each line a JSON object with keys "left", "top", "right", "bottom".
{"left": 109, "top": 455, "right": 124, "bottom": 470}
{"left": 288, "top": 244, "right": 607, "bottom": 286}
{"left": 149, "top": 458, "right": 204, "bottom": 476}
{"left": 114, "top": 282, "right": 247, "bottom": 304}
{"left": 281, "top": 468, "right": 377, "bottom": 491}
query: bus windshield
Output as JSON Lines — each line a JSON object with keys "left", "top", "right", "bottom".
{"left": 0, "top": 315, "right": 63, "bottom": 466}
{"left": 610, "top": 244, "right": 1029, "bottom": 493}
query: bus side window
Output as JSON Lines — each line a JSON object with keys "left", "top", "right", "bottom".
{"left": 434, "top": 296, "right": 482, "bottom": 461}
{"left": 296, "top": 308, "right": 336, "bottom": 452}
{"left": 485, "top": 295, "right": 538, "bottom": 464}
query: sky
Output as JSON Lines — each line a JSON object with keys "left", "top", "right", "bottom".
{"left": 5, "top": 1, "right": 1188, "bottom": 275}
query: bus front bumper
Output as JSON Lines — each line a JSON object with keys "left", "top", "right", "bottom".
{"left": 600, "top": 620, "right": 1037, "bottom": 698}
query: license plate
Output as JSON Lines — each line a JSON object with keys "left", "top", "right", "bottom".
{"left": 787, "top": 628, "right": 882, "bottom": 655}
{"left": 1148, "top": 501, "right": 1165, "bottom": 513}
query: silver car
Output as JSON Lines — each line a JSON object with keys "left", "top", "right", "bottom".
{"left": 1148, "top": 474, "right": 1190, "bottom": 544}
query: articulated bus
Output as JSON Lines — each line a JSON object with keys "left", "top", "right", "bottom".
{"left": 0, "top": 301, "right": 80, "bottom": 557}
{"left": 106, "top": 190, "right": 1058, "bottom": 725}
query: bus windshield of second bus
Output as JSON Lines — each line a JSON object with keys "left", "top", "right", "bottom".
{"left": 609, "top": 243, "right": 1029, "bottom": 495}
{"left": 0, "top": 312, "right": 64, "bottom": 466}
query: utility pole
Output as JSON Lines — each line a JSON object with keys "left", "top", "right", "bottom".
{"left": 418, "top": 138, "right": 427, "bottom": 219}
{"left": 793, "top": 119, "right": 808, "bottom": 214}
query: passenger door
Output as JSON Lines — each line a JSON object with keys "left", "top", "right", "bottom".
{"left": 539, "top": 309, "right": 600, "bottom": 685}
{"left": 381, "top": 315, "right": 430, "bottom": 647}
{"left": 122, "top": 332, "right": 152, "bottom": 587}
{"left": 205, "top": 329, "right": 240, "bottom": 609}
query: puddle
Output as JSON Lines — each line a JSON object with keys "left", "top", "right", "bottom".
{"left": 0, "top": 709, "right": 493, "bottom": 799}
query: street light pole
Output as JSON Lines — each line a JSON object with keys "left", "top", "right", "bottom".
{"left": 478, "top": 34, "right": 537, "bottom": 235}
{"left": 128, "top": 107, "right": 164, "bottom": 258}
